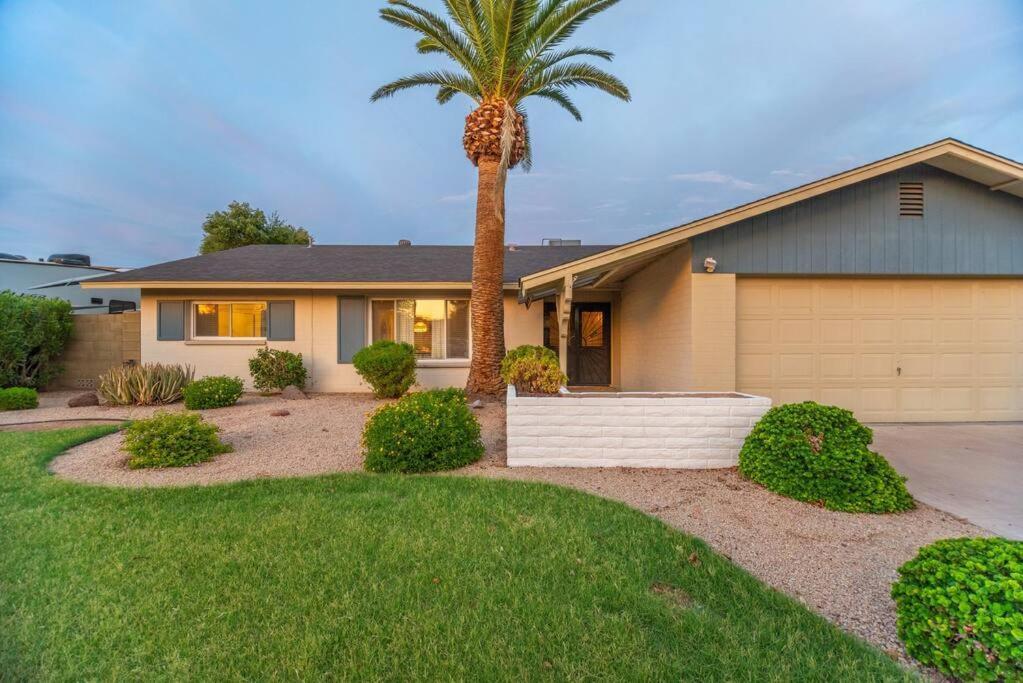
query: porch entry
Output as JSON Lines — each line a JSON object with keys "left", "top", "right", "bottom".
{"left": 569, "top": 302, "right": 611, "bottom": 386}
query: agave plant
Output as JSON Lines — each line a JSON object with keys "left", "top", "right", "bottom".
{"left": 371, "top": 0, "right": 630, "bottom": 395}
{"left": 98, "top": 363, "right": 194, "bottom": 406}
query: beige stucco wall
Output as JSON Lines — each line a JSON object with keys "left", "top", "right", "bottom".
{"left": 690, "top": 272, "right": 737, "bottom": 391}
{"left": 140, "top": 289, "right": 542, "bottom": 393}
{"left": 619, "top": 244, "right": 693, "bottom": 390}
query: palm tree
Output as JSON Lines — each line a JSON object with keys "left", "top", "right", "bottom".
{"left": 372, "top": 0, "right": 630, "bottom": 396}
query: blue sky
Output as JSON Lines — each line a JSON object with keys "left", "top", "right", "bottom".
{"left": 1, "top": 1, "right": 1021, "bottom": 267}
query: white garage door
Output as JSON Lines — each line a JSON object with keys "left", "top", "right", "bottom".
{"left": 736, "top": 278, "right": 1023, "bottom": 422}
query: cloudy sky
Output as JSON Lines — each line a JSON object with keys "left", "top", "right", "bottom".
{"left": 1, "top": 1, "right": 1021, "bottom": 267}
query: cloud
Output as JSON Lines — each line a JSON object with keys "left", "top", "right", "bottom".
{"left": 438, "top": 192, "right": 472, "bottom": 203}
{"left": 769, "top": 169, "right": 808, "bottom": 178}
{"left": 593, "top": 199, "right": 626, "bottom": 210}
{"left": 667, "top": 170, "right": 758, "bottom": 190}
{"left": 678, "top": 195, "right": 716, "bottom": 207}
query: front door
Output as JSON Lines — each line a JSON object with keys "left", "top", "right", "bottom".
{"left": 569, "top": 302, "right": 611, "bottom": 386}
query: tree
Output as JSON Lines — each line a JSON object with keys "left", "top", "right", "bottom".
{"left": 371, "top": 0, "right": 630, "bottom": 395}
{"left": 199, "top": 201, "right": 312, "bottom": 254}
{"left": 0, "top": 291, "right": 73, "bottom": 388}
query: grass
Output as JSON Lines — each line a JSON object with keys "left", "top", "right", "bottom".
{"left": 0, "top": 427, "right": 913, "bottom": 681}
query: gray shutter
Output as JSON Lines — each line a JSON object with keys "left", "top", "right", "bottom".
{"left": 337, "top": 296, "right": 366, "bottom": 363}
{"left": 157, "top": 301, "right": 185, "bottom": 341}
{"left": 267, "top": 300, "right": 295, "bottom": 341}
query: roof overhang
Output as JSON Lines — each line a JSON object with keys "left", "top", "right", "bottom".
{"left": 83, "top": 280, "right": 518, "bottom": 290}
{"left": 518, "top": 138, "right": 1023, "bottom": 298}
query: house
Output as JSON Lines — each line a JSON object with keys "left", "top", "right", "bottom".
{"left": 0, "top": 256, "right": 140, "bottom": 314}
{"left": 85, "top": 139, "right": 1023, "bottom": 422}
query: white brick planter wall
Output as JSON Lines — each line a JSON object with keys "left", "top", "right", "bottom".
{"left": 506, "top": 386, "right": 771, "bottom": 468}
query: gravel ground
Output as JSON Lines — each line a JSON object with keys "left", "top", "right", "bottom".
{"left": 13, "top": 391, "right": 983, "bottom": 658}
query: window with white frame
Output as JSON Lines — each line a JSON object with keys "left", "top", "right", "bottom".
{"left": 371, "top": 299, "right": 469, "bottom": 360}
{"left": 192, "top": 302, "right": 267, "bottom": 339}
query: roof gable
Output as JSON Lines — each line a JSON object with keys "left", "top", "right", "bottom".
{"left": 519, "top": 139, "right": 1023, "bottom": 291}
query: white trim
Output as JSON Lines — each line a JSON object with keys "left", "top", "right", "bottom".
{"left": 190, "top": 300, "right": 268, "bottom": 341}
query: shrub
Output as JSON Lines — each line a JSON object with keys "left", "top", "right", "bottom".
{"left": 738, "top": 401, "right": 914, "bottom": 513}
{"left": 183, "top": 375, "right": 244, "bottom": 410}
{"left": 98, "top": 363, "right": 194, "bottom": 406}
{"left": 892, "top": 537, "right": 1023, "bottom": 681}
{"left": 0, "top": 290, "right": 73, "bottom": 388}
{"left": 0, "top": 387, "right": 39, "bottom": 411}
{"left": 122, "top": 411, "right": 232, "bottom": 469}
{"left": 248, "top": 348, "right": 307, "bottom": 392}
{"left": 500, "top": 345, "right": 566, "bottom": 394}
{"left": 363, "top": 388, "right": 484, "bottom": 473}
{"left": 352, "top": 340, "right": 417, "bottom": 398}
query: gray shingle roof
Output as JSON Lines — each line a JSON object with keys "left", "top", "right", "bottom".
{"left": 93, "top": 244, "right": 616, "bottom": 284}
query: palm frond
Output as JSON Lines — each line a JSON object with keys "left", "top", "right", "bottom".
{"left": 517, "top": 105, "right": 533, "bottom": 171}
{"left": 380, "top": 3, "right": 484, "bottom": 85}
{"left": 522, "top": 62, "right": 630, "bottom": 101}
{"left": 443, "top": 0, "right": 494, "bottom": 69}
{"left": 525, "top": 0, "right": 620, "bottom": 62}
{"left": 370, "top": 71, "right": 482, "bottom": 102}
{"left": 532, "top": 87, "right": 582, "bottom": 120}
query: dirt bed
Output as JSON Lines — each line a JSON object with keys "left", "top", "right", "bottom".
{"left": 18, "top": 390, "right": 982, "bottom": 657}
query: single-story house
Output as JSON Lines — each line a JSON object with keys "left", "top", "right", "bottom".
{"left": 86, "top": 139, "right": 1023, "bottom": 422}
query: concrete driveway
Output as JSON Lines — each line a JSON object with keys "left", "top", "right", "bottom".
{"left": 871, "top": 423, "right": 1023, "bottom": 540}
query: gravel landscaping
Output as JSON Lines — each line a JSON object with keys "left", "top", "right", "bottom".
{"left": 7, "top": 390, "right": 984, "bottom": 657}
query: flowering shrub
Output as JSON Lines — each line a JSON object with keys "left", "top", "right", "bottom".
{"left": 248, "top": 348, "right": 307, "bottom": 392}
{"left": 183, "top": 375, "right": 244, "bottom": 410}
{"left": 892, "top": 537, "right": 1023, "bottom": 681}
{"left": 362, "top": 388, "right": 483, "bottom": 473}
{"left": 122, "top": 411, "right": 232, "bottom": 469}
{"left": 500, "top": 345, "right": 565, "bottom": 394}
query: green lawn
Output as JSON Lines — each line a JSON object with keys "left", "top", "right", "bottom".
{"left": 0, "top": 428, "right": 912, "bottom": 681}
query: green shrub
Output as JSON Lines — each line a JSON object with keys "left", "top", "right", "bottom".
{"left": 352, "top": 340, "right": 417, "bottom": 398}
{"left": 0, "top": 290, "right": 73, "bottom": 388}
{"left": 122, "top": 411, "right": 232, "bottom": 469}
{"left": 0, "top": 387, "right": 39, "bottom": 410}
{"left": 500, "top": 345, "right": 566, "bottom": 394}
{"left": 738, "top": 401, "right": 914, "bottom": 513}
{"left": 248, "top": 348, "right": 307, "bottom": 392}
{"left": 892, "top": 537, "right": 1023, "bottom": 681}
{"left": 98, "top": 363, "right": 194, "bottom": 406}
{"left": 183, "top": 375, "right": 244, "bottom": 410}
{"left": 363, "top": 388, "right": 483, "bottom": 473}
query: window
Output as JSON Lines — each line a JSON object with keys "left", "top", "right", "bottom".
{"left": 192, "top": 302, "right": 267, "bottom": 339}
{"left": 543, "top": 301, "right": 559, "bottom": 353}
{"left": 371, "top": 298, "right": 469, "bottom": 360}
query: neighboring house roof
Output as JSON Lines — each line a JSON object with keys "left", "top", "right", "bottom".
{"left": 85, "top": 244, "right": 615, "bottom": 288}
{"left": 0, "top": 258, "right": 123, "bottom": 272}
{"left": 519, "top": 138, "right": 1023, "bottom": 294}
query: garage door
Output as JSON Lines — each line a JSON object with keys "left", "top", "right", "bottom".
{"left": 736, "top": 278, "right": 1023, "bottom": 422}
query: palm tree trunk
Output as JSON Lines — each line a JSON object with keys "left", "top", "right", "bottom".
{"left": 466, "top": 156, "right": 507, "bottom": 397}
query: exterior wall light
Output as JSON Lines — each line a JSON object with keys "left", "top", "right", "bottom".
{"left": 704, "top": 257, "right": 718, "bottom": 273}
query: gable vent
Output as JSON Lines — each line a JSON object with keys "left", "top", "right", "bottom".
{"left": 899, "top": 182, "right": 924, "bottom": 217}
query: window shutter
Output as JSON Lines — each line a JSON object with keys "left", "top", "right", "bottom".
{"left": 267, "top": 300, "right": 295, "bottom": 341}
{"left": 337, "top": 297, "right": 366, "bottom": 363}
{"left": 157, "top": 301, "right": 185, "bottom": 341}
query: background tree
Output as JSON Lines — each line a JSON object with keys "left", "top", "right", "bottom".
{"left": 199, "top": 201, "right": 312, "bottom": 254}
{"left": 372, "top": 0, "right": 630, "bottom": 395}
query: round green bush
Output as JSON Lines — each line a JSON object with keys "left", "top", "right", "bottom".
{"left": 363, "top": 388, "right": 484, "bottom": 473}
{"left": 123, "top": 411, "right": 232, "bottom": 469}
{"left": 248, "top": 348, "right": 307, "bottom": 392}
{"left": 500, "top": 345, "right": 566, "bottom": 394}
{"left": 0, "top": 387, "right": 39, "bottom": 411}
{"left": 352, "top": 340, "right": 417, "bottom": 398}
{"left": 183, "top": 375, "right": 244, "bottom": 410}
{"left": 892, "top": 537, "right": 1023, "bottom": 681}
{"left": 738, "top": 401, "right": 914, "bottom": 513}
